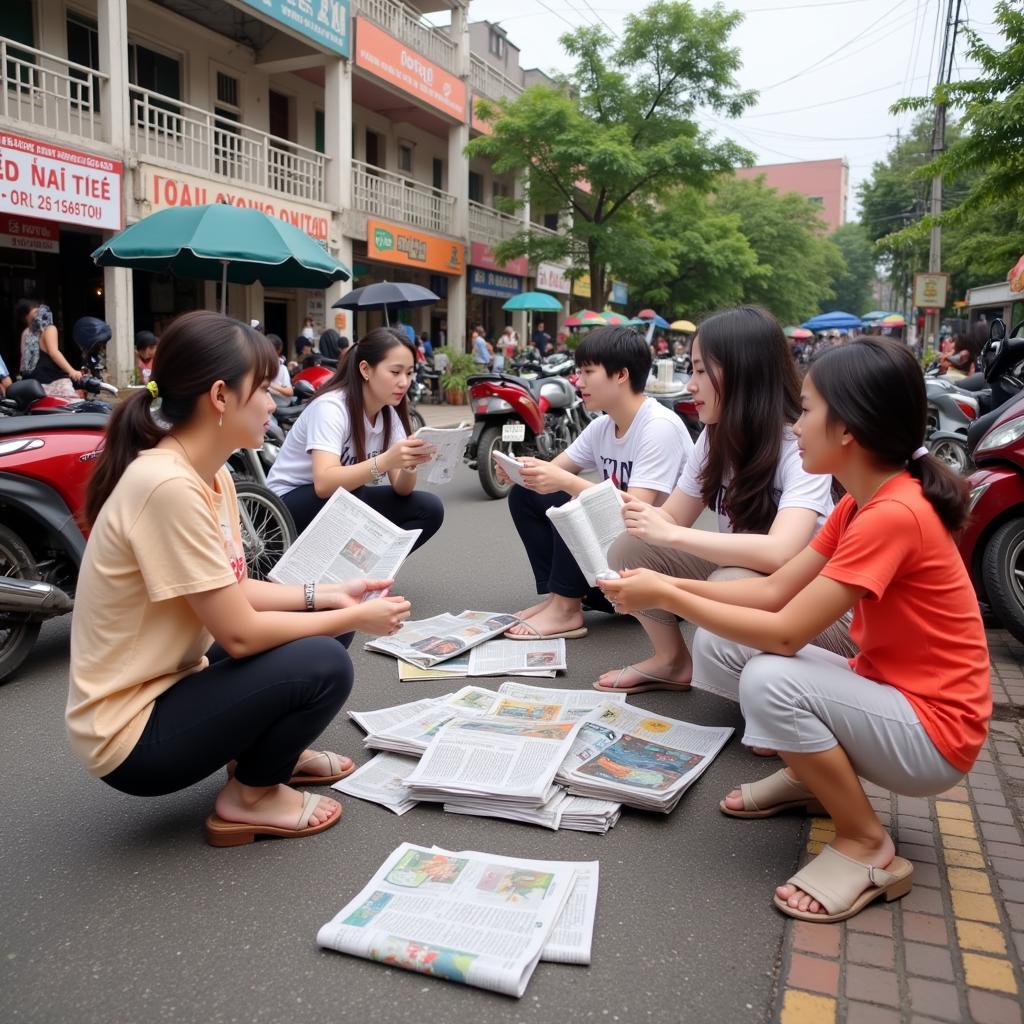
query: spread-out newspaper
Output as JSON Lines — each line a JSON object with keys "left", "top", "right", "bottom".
{"left": 365, "top": 610, "right": 519, "bottom": 668}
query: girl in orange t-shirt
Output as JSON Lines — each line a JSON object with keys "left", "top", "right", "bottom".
{"left": 599, "top": 336, "right": 990, "bottom": 925}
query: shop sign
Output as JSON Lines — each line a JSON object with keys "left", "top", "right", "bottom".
{"left": 0, "top": 131, "right": 122, "bottom": 230}
{"left": 611, "top": 281, "right": 629, "bottom": 305}
{"left": 572, "top": 273, "right": 591, "bottom": 299}
{"left": 469, "top": 267, "right": 523, "bottom": 299}
{"left": 913, "top": 271, "right": 949, "bottom": 310}
{"left": 367, "top": 218, "right": 464, "bottom": 275}
{"left": 536, "top": 262, "right": 570, "bottom": 295}
{"left": 354, "top": 18, "right": 466, "bottom": 121}
{"left": 0, "top": 214, "right": 59, "bottom": 253}
{"left": 235, "top": 0, "right": 349, "bottom": 58}
{"left": 142, "top": 167, "right": 330, "bottom": 242}
{"left": 470, "top": 240, "right": 527, "bottom": 278}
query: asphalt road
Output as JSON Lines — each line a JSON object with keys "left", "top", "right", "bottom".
{"left": 1, "top": 463, "right": 804, "bottom": 1024}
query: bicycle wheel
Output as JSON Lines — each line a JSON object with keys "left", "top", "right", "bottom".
{"left": 234, "top": 482, "right": 297, "bottom": 581}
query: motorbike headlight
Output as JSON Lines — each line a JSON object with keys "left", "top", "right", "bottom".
{"left": 976, "top": 419, "right": 1024, "bottom": 455}
{"left": 968, "top": 483, "right": 990, "bottom": 512}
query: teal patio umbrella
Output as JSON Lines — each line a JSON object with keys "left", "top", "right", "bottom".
{"left": 501, "top": 291, "right": 563, "bottom": 312}
{"left": 92, "top": 204, "right": 351, "bottom": 313}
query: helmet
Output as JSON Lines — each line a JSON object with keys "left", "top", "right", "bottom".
{"left": 72, "top": 316, "right": 112, "bottom": 353}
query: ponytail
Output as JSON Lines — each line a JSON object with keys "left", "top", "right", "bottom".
{"left": 83, "top": 311, "right": 276, "bottom": 527}
{"left": 809, "top": 336, "right": 970, "bottom": 533}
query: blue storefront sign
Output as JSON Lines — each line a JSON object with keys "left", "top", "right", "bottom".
{"left": 469, "top": 267, "right": 523, "bottom": 299}
{"left": 237, "top": 0, "right": 350, "bottom": 58}
{"left": 611, "top": 280, "right": 629, "bottom": 306}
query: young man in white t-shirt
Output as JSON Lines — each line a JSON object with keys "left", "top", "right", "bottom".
{"left": 502, "top": 326, "right": 694, "bottom": 640}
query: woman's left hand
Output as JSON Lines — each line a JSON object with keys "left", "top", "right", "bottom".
{"left": 598, "top": 568, "right": 674, "bottom": 614}
{"left": 313, "top": 578, "right": 394, "bottom": 609}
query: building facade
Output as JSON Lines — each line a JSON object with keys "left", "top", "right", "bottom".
{"left": 733, "top": 157, "right": 849, "bottom": 234}
{"left": 0, "top": 0, "right": 562, "bottom": 382}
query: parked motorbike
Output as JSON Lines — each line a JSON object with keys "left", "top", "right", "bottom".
{"left": 924, "top": 373, "right": 979, "bottom": 475}
{"left": 645, "top": 357, "right": 702, "bottom": 442}
{"left": 0, "top": 413, "right": 296, "bottom": 682}
{"left": 0, "top": 374, "right": 118, "bottom": 416}
{"left": 957, "top": 319, "right": 1024, "bottom": 643}
{"left": 464, "top": 359, "right": 592, "bottom": 499}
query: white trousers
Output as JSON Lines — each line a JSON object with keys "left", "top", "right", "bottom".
{"left": 691, "top": 629, "right": 964, "bottom": 797}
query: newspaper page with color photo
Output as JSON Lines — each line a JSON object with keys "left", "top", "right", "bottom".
{"left": 544, "top": 479, "right": 625, "bottom": 586}
{"left": 413, "top": 423, "right": 472, "bottom": 484}
{"left": 269, "top": 486, "right": 420, "bottom": 586}
{"left": 316, "top": 844, "right": 577, "bottom": 996}
{"left": 496, "top": 681, "right": 626, "bottom": 720}
{"left": 557, "top": 702, "right": 733, "bottom": 812}
{"left": 365, "top": 611, "right": 519, "bottom": 668}
{"left": 467, "top": 638, "right": 566, "bottom": 677}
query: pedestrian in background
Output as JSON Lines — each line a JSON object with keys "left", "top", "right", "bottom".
{"left": 134, "top": 331, "right": 158, "bottom": 384}
{"left": 19, "top": 302, "right": 81, "bottom": 397}
{"left": 532, "top": 320, "right": 551, "bottom": 357}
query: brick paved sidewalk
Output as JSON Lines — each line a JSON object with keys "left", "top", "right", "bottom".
{"left": 776, "top": 628, "right": 1024, "bottom": 1024}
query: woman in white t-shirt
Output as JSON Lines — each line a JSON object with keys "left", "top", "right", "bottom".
{"left": 267, "top": 327, "right": 444, "bottom": 547}
{"left": 595, "top": 306, "right": 854, "bottom": 696}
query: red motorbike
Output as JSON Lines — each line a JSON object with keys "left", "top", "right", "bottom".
{"left": 463, "top": 354, "right": 593, "bottom": 499}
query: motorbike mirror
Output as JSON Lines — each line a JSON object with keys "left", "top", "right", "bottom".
{"left": 990, "top": 318, "right": 1006, "bottom": 344}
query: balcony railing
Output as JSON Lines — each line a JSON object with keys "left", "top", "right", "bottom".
{"left": 352, "top": 0, "right": 457, "bottom": 74}
{"left": 352, "top": 160, "right": 456, "bottom": 236}
{"left": 130, "top": 87, "right": 326, "bottom": 204}
{"left": 470, "top": 55, "right": 523, "bottom": 102}
{"left": 469, "top": 200, "right": 524, "bottom": 248}
{"left": 1, "top": 36, "right": 106, "bottom": 141}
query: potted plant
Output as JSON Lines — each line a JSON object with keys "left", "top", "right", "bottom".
{"left": 437, "top": 347, "right": 476, "bottom": 405}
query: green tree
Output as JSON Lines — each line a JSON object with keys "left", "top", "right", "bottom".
{"left": 467, "top": 1, "right": 754, "bottom": 307}
{"left": 823, "top": 223, "right": 876, "bottom": 315}
{"left": 709, "top": 176, "right": 844, "bottom": 324}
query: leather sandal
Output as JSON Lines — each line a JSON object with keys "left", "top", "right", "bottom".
{"left": 205, "top": 791, "right": 342, "bottom": 847}
{"left": 720, "top": 768, "right": 827, "bottom": 819}
{"left": 226, "top": 749, "right": 356, "bottom": 786}
{"left": 593, "top": 664, "right": 692, "bottom": 694}
{"left": 773, "top": 844, "right": 914, "bottom": 923}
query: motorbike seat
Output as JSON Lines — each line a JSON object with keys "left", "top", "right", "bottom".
{"left": 274, "top": 404, "right": 305, "bottom": 425}
{"left": 5, "top": 379, "right": 46, "bottom": 410}
{"left": 0, "top": 412, "right": 110, "bottom": 436}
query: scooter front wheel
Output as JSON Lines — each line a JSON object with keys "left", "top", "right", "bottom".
{"left": 0, "top": 524, "right": 42, "bottom": 684}
{"left": 928, "top": 436, "right": 971, "bottom": 475}
{"left": 477, "top": 425, "right": 514, "bottom": 500}
{"left": 982, "top": 517, "right": 1024, "bottom": 646}
{"left": 235, "top": 482, "right": 297, "bottom": 581}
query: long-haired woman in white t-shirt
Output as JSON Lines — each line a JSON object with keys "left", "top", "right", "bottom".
{"left": 595, "top": 306, "right": 854, "bottom": 697}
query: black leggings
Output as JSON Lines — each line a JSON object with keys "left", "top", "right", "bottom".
{"left": 103, "top": 636, "right": 353, "bottom": 796}
{"left": 281, "top": 483, "right": 444, "bottom": 552}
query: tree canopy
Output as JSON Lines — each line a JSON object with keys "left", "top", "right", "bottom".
{"left": 466, "top": 1, "right": 754, "bottom": 307}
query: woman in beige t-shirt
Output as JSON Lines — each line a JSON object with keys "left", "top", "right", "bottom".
{"left": 68, "top": 312, "right": 412, "bottom": 847}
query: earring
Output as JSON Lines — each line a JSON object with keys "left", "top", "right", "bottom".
{"left": 219, "top": 413, "right": 223, "bottom": 428}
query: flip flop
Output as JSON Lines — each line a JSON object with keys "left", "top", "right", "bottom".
{"left": 504, "top": 620, "right": 588, "bottom": 640}
{"left": 226, "top": 750, "right": 356, "bottom": 787}
{"left": 773, "top": 844, "right": 914, "bottom": 923}
{"left": 720, "top": 768, "right": 827, "bottom": 819}
{"left": 592, "top": 664, "right": 692, "bottom": 694}
{"left": 205, "top": 791, "right": 342, "bottom": 847}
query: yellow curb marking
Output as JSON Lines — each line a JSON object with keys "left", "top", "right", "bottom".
{"left": 806, "top": 840, "right": 825, "bottom": 855}
{"left": 935, "top": 800, "right": 973, "bottom": 820}
{"left": 956, "top": 920, "right": 1007, "bottom": 956}
{"left": 944, "top": 848, "right": 986, "bottom": 869}
{"left": 947, "top": 867, "right": 992, "bottom": 894}
{"left": 962, "top": 953, "right": 1018, "bottom": 994}
{"left": 938, "top": 817, "right": 977, "bottom": 839}
{"left": 942, "top": 835, "right": 982, "bottom": 854}
{"left": 810, "top": 817, "right": 835, "bottom": 830}
{"left": 780, "top": 989, "right": 836, "bottom": 1024}
{"left": 951, "top": 891, "right": 1000, "bottom": 924}
{"left": 809, "top": 827, "right": 835, "bottom": 844}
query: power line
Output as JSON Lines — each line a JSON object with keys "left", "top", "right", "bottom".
{"left": 745, "top": 75, "right": 935, "bottom": 117}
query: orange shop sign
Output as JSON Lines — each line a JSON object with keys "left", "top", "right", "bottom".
{"left": 367, "top": 218, "right": 464, "bottom": 275}
{"left": 355, "top": 17, "right": 466, "bottom": 121}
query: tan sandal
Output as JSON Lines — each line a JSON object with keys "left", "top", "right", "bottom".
{"left": 774, "top": 844, "right": 914, "bottom": 923}
{"left": 205, "top": 791, "right": 341, "bottom": 847}
{"left": 593, "top": 665, "right": 692, "bottom": 694}
{"left": 720, "top": 768, "right": 827, "bottom": 819}
{"left": 226, "top": 750, "right": 356, "bottom": 786}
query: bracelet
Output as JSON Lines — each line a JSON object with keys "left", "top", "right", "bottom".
{"left": 370, "top": 454, "right": 385, "bottom": 483}
{"left": 303, "top": 581, "right": 316, "bottom": 611}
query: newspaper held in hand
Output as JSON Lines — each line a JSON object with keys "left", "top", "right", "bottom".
{"left": 365, "top": 610, "right": 519, "bottom": 668}
{"left": 557, "top": 702, "right": 733, "bottom": 813}
{"left": 268, "top": 486, "right": 420, "bottom": 586}
{"left": 316, "top": 843, "right": 577, "bottom": 997}
{"left": 413, "top": 423, "right": 472, "bottom": 484}
{"left": 331, "top": 752, "right": 418, "bottom": 815}
{"left": 467, "top": 638, "right": 566, "bottom": 677}
{"left": 545, "top": 479, "right": 626, "bottom": 586}
{"left": 492, "top": 449, "right": 526, "bottom": 486}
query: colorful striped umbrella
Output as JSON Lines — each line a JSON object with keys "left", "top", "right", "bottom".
{"left": 880, "top": 314, "right": 906, "bottom": 327}
{"left": 600, "top": 311, "right": 630, "bottom": 325}
{"left": 564, "top": 309, "right": 605, "bottom": 327}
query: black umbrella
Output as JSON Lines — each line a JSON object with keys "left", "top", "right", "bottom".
{"left": 332, "top": 282, "right": 438, "bottom": 326}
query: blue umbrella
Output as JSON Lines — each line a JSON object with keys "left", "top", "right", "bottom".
{"left": 861, "top": 310, "right": 892, "bottom": 322}
{"left": 637, "top": 313, "right": 670, "bottom": 329}
{"left": 801, "top": 311, "right": 863, "bottom": 331}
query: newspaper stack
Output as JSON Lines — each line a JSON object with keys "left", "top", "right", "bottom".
{"left": 445, "top": 791, "right": 621, "bottom": 834}
{"left": 317, "top": 843, "right": 592, "bottom": 996}
{"left": 365, "top": 610, "right": 519, "bottom": 669}
{"left": 556, "top": 702, "right": 733, "bottom": 813}
{"left": 396, "top": 638, "right": 567, "bottom": 681}
{"left": 332, "top": 752, "right": 418, "bottom": 815}
{"left": 348, "top": 691, "right": 487, "bottom": 756}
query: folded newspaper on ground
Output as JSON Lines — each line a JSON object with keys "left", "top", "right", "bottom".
{"left": 492, "top": 450, "right": 527, "bottom": 487}
{"left": 467, "top": 638, "right": 566, "bottom": 677}
{"left": 405, "top": 715, "right": 585, "bottom": 806}
{"left": 413, "top": 423, "right": 472, "bottom": 485}
{"left": 398, "top": 654, "right": 470, "bottom": 681}
{"left": 316, "top": 844, "right": 577, "bottom": 997}
{"left": 444, "top": 790, "right": 621, "bottom": 833}
{"left": 268, "top": 486, "right": 420, "bottom": 587}
{"left": 556, "top": 702, "right": 733, "bottom": 813}
{"left": 365, "top": 610, "right": 519, "bottom": 668}
{"left": 495, "top": 681, "right": 627, "bottom": 720}
{"left": 544, "top": 479, "right": 626, "bottom": 586}
{"left": 331, "top": 752, "right": 418, "bottom": 815}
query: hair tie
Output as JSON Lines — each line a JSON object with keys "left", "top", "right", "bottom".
{"left": 146, "top": 380, "right": 159, "bottom": 399}
{"left": 912, "top": 446, "right": 928, "bottom": 461}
